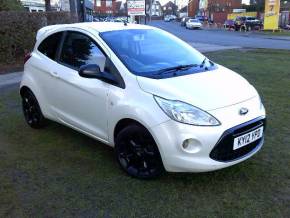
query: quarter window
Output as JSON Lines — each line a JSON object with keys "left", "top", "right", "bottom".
{"left": 38, "top": 32, "right": 63, "bottom": 60}
{"left": 60, "top": 31, "right": 106, "bottom": 70}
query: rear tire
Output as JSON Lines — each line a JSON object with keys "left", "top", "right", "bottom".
{"left": 115, "top": 124, "right": 164, "bottom": 179}
{"left": 21, "top": 89, "right": 46, "bottom": 129}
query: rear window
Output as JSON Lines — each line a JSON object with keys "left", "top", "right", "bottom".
{"left": 38, "top": 32, "right": 63, "bottom": 60}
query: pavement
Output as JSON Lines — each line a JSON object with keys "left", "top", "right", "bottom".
{"left": 188, "top": 42, "right": 240, "bottom": 52}
{"left": 0, "top": 72, "right": 22, "bottom": 89}
{"left": 149, "top": 21, "right": 290, "bottom": 50}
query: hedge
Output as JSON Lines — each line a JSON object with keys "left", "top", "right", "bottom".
{"left": 0, "top": 11, "right": 78, "bottom": 65}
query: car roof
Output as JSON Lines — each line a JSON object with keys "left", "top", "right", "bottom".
{"left": 36, "top": 22, "right": 155, "bottom": 41}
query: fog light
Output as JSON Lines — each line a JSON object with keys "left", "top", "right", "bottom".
{"left": 182, "top": 138, "right": 202, "bottom": 153}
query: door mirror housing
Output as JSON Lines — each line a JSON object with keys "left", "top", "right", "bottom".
{"left": 79, "top": 64, "right": 118, "bottom": 85}
{"left": 79, "top": 64, "right": 102, "bottom": 79}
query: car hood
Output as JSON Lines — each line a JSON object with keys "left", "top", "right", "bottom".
{"left": 136, "top": 65, "right": 258, "bottom": 111}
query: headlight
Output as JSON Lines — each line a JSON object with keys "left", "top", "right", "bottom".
{"left": 154, "top": 96, "right": 221, "bottom": 126}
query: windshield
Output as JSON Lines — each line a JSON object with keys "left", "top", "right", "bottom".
{"left": 100, "top": 29, "right": 210, "bottom": 78}
{"left": 190, "top": 19, "right": 199, "bottom": 22}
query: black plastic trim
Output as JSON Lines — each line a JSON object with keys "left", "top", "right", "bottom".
{"left": 210, "top": 116, "right": 266, "bottom": 162}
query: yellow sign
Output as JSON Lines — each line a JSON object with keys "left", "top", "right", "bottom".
{"left": 264, "top": 0, "right": 280, "bottom": 30}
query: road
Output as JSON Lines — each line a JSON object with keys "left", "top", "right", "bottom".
{"left": 149, "top": 21, "right": 290, "bottom": 50}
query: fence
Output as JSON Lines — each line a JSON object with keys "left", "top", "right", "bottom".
{"left": 0, "top": 11, "right": 78, "bottom": 66}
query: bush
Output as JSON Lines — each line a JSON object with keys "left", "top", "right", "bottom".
{"left": 0, "top": 0, "right": 23, "bottom": 11}
{"left": 0, "top": 11, "right": 78, "bottom": 65}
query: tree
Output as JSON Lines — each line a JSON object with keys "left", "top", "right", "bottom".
{"left": 45, "top": 0, "right": 51, "bottom": 11}
{"left": 0, "top": 0, "right": 23, "bottom": 11}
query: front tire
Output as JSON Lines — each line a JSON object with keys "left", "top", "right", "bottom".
{"left": 21, "top": 89, "right": 46, "bottom": 129}
{"left": 115, "top": 124, "right": 164, "bottom": 179}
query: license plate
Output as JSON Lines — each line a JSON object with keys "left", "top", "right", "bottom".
{"left": 233, "top": 126, "right": 263, "bottom": 150}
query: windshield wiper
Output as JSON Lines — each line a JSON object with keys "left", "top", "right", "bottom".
{"left": 154, "top": 64, "right": 198, "bottom": 75}
{"left": 200, "top": 58, "right": 215, "bottom": 69}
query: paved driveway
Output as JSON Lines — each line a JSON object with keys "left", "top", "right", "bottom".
{"left": 150, "top": 21, "right": 290, "bottom": 50}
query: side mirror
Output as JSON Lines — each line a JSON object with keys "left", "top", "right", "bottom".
{"left": 79, "top": 64, "right": 118, "bottom": 85}
{"left": 79, "top": 64, "right": 102, "bottom": 79}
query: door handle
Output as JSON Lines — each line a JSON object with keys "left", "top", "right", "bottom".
{"left": 50, "top": 71, "right": 59, "bottom": 78}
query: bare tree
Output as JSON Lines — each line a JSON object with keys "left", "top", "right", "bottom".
{"left": 45, "top": 0, "right": 51, "bottom": 11}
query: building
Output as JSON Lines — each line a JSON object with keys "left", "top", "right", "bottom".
{"left": 67, "top": 0, "right": 94, "bottom": 21}
{"left": 21, "top": 0, "right": 60, "bottom": 12}
{"left": 179, "top": 5, "right": 188, "bottom": 17}
{"left": 59, "top": 0, "right": 70, "bottom": 11}
{"left": 150, "top": 0, "right": 163, "bottom": 16}
{"left": 175, "top": 0, "right": 189, "bottom": 10}
{"left": 94, "top": 0, "right": 119, "bottom": 16}
{"left": 188, "top": 0, "right": 241, "bottom": 23}
{"left": 162, "top": 1, "right": 178, "bottom": 16}
{"left": 188, "top": 0, "right": 199, "bottom": 18}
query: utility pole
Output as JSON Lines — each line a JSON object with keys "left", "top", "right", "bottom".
{"left": 149, "top": 0, "right": 152, "bottom": 22}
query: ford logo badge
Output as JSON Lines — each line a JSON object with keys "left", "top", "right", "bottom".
{"left": 239, "top": 107, "right": 249, "bottom": 115}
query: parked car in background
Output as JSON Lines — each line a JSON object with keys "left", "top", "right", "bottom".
{"left": 224, "top": 19, "right": 235, "bottom": 29}
{"left": 195, "top": 15, "right": 208, "bottom": 23}
{"left": 186, "top": 19, "right": 202, "bottom": 29}
{"left": 180, "top": 17, "right": 194, "bottom": 26}
{"left": 164, "top": 15, "right": 176, "bottom": 22}
{"left": 234, "top": 16, "right": 263, "bottom": 31}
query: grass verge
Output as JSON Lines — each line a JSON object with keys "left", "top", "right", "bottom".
{"left": 0, "top": 49, "right": 289, "bottom": 217}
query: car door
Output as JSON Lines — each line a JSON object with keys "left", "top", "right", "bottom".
{"left": 33, "top": 31, "right": 64, "bottom": 117}
{"left": 53, "top": 30, "right": 110, "bottom": 141}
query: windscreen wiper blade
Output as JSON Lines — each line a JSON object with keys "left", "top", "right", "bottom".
{"left": 200, "top": 58, "right": 215, "bottom": 68}
{"left": 154, "top": 64, "right": 198, "bottom": 75}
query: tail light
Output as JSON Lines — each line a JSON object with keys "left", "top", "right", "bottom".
{"left": 24, "top": 52, "right": 31, "bottom": 64}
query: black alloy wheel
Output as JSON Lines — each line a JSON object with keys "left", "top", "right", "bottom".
{"left": 21, "top": 89, "right": 46, "bottom": 128}
{"left": 115, "top": 124, "right": 164, "bottom": 179}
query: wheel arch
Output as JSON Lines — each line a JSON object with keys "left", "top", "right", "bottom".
{"left": 19, "top": 85, "right": 32, "bottom": 97}
{"left": 20, "top": 79, "right": 48, "bottom": 118}
{"left": 113, "top": 118, "right": 148, "bottom": 143}
{"left": 112, "top": 117, "right": 168, "bottom": 167}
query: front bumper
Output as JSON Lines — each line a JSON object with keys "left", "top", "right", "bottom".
{"left": 150, "top": 96, "right": 266, "bottom": 172}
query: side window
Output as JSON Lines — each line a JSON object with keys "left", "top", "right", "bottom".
{"left": 60, "top": 31, "right": 106, "bottom": 70}
{"left": 38, "top": 32, "right": 62, "bottom": 60}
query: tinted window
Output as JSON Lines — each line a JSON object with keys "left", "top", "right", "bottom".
{"left": 38, "top": 32, "right": 62, "bottom": 60}
{"left": 100, "top": 29, "right": 206, "bottom": 77}
{"left": 60, "top": 32, "right": 106, "bottom": 70}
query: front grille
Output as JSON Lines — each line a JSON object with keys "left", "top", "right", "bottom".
{"left": 210, "top": 117, "right": 266, "bottom": 162}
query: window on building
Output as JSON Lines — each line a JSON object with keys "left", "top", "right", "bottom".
{"left": 106, "top": 0, "right": 112, "bottom": 7}
{"left": 96, "top": 0, "right": 101, "bottom": 7}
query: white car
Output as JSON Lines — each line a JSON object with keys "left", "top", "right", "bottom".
{"left": 164, "top": 15, "right": 171, "bottom": 22}
{"left": 20, "top": 22, "right": 266, "bottom": 179}
{"left": 186, "top": 19, "right": 202, "bottom": 29}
